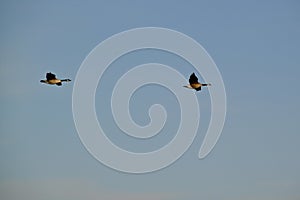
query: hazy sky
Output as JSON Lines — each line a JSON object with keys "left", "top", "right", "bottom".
{"left": 1, "top": 0, "right": 299, "bottom": 200}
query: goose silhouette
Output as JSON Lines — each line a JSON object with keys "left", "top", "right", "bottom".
{"left": 40, "top": 72, "right": 71, "bottom": 86}
{"left": 184, "top": 73, "right": 211, "bottom": 91}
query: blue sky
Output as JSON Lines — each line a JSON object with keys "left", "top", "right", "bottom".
{"left": 1, "top": 0, "right": 300, "bottom": 199}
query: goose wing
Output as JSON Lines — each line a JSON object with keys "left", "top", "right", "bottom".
{"left": 189, "top": 73, "right": 199, "bottom": 84}
{"left": 46, "top": 72, "right": 56, "bottom": 80}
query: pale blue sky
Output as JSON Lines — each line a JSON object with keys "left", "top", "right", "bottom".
{"left": 1, "top": 0, "right": 300, "bottom": 199}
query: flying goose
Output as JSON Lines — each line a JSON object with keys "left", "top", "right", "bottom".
{"left": 184, "top": 73, "right": 211, "bottom": 91}
{"left": 40, "top": 72, "right": 71, "bottom": 86}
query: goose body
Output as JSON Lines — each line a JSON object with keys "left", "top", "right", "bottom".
{"left": 40, "top": 72, "right": 71, "bottom": 86}
{"left": 184, "top": 73, "right": 211, "bottom": 91}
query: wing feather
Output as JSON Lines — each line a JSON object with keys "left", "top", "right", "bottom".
{"left": 189, "top": 73, "right": 199, "bottom": 84}
{"left": 46, "top": 72, "right": 56, "bottom": 80}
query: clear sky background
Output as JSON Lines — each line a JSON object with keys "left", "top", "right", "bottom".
{"left": 1, "top": 0, "right": 299, "bottom": 200}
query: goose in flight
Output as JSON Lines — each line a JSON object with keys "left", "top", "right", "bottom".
{"left": 40, "top": 72, "right": 71, "bottom": 86}
{"left": 184, "top": 73, "right": 211, "bottom": 91}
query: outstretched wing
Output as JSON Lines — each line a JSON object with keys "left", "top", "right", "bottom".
{"left": 189, "top": 73, "right": 199, "bottom": 84}
{"left": 46, "top": 72, "right": 56, "bottom": 80}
